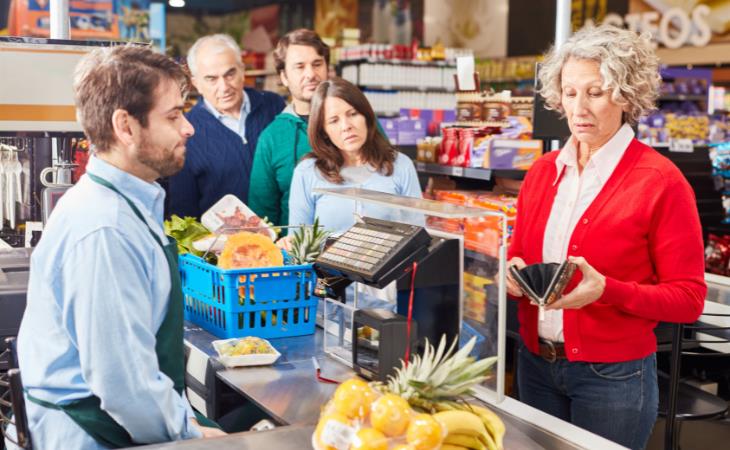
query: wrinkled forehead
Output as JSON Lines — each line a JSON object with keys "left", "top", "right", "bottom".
{"left": 561, "top": 57, "right": 605, "bottom": 87}
{"left": 195, "top": 44, "right": 242, "bottom": 75}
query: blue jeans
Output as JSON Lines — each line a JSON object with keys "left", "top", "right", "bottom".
{"left": 517, "top": 343, "right": 658, "bottom": 450}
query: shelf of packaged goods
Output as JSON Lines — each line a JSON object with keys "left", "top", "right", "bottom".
{"left": 454, "top": 120, "right": 512, "bottom": 128}
{"left": 246, "top": 69, "right": 276, "bottom": 77}
{"left": 414, "top": 161, "right": 526, "bottom": 181}
{"left": 481, "top": 78, "right": 534, "bottom": 84}
{"left": 658, "top": 94, "right": 707, "bottom": 101}
{"left": 359, "top": 84, "right": 455, "bottom": 93}
{"left": 464, "top": 248, "right": 498, "bottom": 264}
{"left": 337, "top": 58, "right": 457, "bottom": 68}
{"left": 645, "top": 142, "right": 711, "bottom": 150}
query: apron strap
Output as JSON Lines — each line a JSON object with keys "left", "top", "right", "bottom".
{"left": 86, "top": 172, "right": 166, "bottom": 249}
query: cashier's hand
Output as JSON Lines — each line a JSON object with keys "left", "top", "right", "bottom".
{"left": 505, "top": 257, "right": 527, "bottom": 297}
{"left": 190, "top": 418, "right": 227, "bottom": 438}
{"left": 546, "top": 256, "right": 605, "bottom": 310}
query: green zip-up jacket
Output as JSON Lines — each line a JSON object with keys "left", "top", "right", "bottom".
{"left": 249, "top": 104, "right": 310, "bottom": 231}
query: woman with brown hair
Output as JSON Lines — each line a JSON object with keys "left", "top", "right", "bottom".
{"left": 288, "top": 77, "right": 422, "bottom": 234}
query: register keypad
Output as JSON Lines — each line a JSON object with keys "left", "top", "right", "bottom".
{"left": 315, "top": 218, "right": 430, "bottom": 283}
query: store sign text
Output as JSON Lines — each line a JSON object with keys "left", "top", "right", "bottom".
{"left": 598, "top": 6, "right": 711, "bottom": 49}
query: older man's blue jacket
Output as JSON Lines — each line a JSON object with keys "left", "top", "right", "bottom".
{"left": 165, "top": 87, "right": 285, "bottom": 219}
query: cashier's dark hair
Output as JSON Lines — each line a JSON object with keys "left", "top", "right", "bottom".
{"left": 73, "top": 45, "right": 189, "bottom": 152}
{"left": 307, "top": 77, "right": 396, "bottom": 184}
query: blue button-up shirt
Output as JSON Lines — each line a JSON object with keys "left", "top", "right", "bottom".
{"left": 203, "top": 90, "right": 250, "bottom": 143}
{"left": 12, "top": 156, "right": 200, "bottom": 450}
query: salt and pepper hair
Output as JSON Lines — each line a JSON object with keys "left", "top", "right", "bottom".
{"left": 187, "top": 34, "right": 243, "bottom": 77}
{"left": 538, "top": 24, "right": 661, "bottom": 126}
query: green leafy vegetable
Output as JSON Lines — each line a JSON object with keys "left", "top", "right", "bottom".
{"left": 163, "top": 215, "right": 210, "bottom": 257}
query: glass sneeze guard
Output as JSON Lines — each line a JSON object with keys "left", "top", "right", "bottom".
{"left": 313, "top": 187, "right": 510, "bottom": 402}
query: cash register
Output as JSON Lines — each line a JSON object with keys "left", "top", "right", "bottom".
{"left": 314, "top": 217, "right": 460, "bottom": 381}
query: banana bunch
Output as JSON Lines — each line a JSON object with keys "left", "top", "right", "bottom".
{"left": 433, "top": 402, "right": 505, "bottom": 450}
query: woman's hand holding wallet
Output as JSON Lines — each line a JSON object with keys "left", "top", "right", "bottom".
{"left": 506, "top": 256, "right": 606, "bottom": 310}
{"left": 506, "top": 256, "right": 527, "bottom": 297}
{"left": 546, "top": 256, "right": 606, "bottom": 310}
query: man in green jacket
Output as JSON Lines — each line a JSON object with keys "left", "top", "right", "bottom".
{"left": 248, "top": 29, "right": 330, "bottom": 231}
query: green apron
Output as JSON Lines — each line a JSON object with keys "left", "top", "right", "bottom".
{"left": 26, "top": 172, "right": 212, "bottom": 448}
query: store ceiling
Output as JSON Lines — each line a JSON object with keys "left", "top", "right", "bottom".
{"left": 159, "top": 0, "right": 293, "bottom": 14}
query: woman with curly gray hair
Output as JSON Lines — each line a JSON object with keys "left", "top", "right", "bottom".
{"left": 505, "top": 25, "right": 706, "bottom": 450}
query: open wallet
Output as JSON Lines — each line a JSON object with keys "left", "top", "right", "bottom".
{"left": 509, "top": 261, "right": 577, "bottom": 320}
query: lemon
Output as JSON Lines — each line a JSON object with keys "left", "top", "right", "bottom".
{"left": 350, "top": 427, "right": 387, "bottom": 450}
{"left": 332, "top": 378, "right": 376, "bottom": 420}
{"left": 406, "top": 414, "right": 444, "bottom": 450}
{"left": 370, "top": 393, "right": 412, "bottom": 437}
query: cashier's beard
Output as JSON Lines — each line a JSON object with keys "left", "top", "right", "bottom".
{"left": 136, "top": 130, "right": 187, "bottom": 178}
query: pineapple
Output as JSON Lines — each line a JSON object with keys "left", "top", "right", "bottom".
{"left": 289, "top": 217, "right": 329, "bottom": 265}
{"left": 381, "top": 335, "right": 497, "bottom": 413}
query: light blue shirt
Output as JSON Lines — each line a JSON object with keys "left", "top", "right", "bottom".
{"left": 13, "top": 155, "right": 201, "bottom": 450}
{"left": 203, "top": 90, "right": 250, "bottom": 143}
{"left": 288, "top": 152, "right": 423, "bottom": 234}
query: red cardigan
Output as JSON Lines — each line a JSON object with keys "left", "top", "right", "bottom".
{"left": 508, "top": 138, "right": 706, "bottom": 362}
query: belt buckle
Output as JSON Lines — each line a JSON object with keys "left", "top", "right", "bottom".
{"left": 543, "top": 340, "right": 557, "bottom": 363}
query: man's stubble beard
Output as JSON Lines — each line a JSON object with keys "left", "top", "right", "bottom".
{"left": 137, "top": 133, "right": 186, "bottom": 178}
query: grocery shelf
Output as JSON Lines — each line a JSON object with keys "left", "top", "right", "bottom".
{"left": 647, "top": 142, "right": 711, "bottom": 149}
{"left": 482, "top": 77, "right": 534, "bottom": 84}
{"left": 337, "top": 58, "right": 456, "bottom": 68}
{"left": 246, "top": 69, "right": 276, "bottom": 77}
{"left": 415, "top": 161, "right": 491, "bottom": 180}
{"left": 454, "top": 120, "right": 512, "bottom": 128}
{"left": 464, "top": 248, "right": 498, "bottom": 264}
{"left": 360, "top": 84, "right": 455, "bottom": 93}
{"left": 658, "top": 94, "right": 707, "bottom": 101}
{"left": 414, "top": 161, "right": 526, "bottom": 181}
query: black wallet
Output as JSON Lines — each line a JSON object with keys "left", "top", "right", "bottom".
{"left": 509, "top": 261, "right": 577, "bottom": 307}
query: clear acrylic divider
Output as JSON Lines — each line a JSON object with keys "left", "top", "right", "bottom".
{"left": 322, "top": 297, "right": 356, "bottom": 367}
{"left": 315, "top": 188, "right": 509, "bottom": 402}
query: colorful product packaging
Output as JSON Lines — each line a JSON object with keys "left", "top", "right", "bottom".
{"left": 439, "top": 127, "right": 460, "bottom": 165}
{"left": 464, "top": 271, "right": 490, "bottom": 323}
{"left": 395, "top": 117, "right": 428, "bottom": 146}
{"left": 427, "top": 190, "right": 517, "bottom": 258}
{"left": 464, "top": 192, "right": 517, "bottom": 257}
{"left": 485, "top": 139, "right": 543, "bottom": 170}
{"left": 377, "top": 118, "right": 399, "bottom": 145}
{"left": 400, "top": 108, "right": 457, "bottom": 136}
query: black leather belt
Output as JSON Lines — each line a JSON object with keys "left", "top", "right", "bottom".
{"left": 538, "top": 339, "right": 566, "bottom": 362}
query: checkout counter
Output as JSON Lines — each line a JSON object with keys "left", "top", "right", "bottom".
{"left": 140, "top": 190, "right": 629, "bottom": 450}
{"left": 142, "top": 323, "right": 625, "bottom": 450}
{"left": 4, "top": 189, "right": 727, "bottom": 449}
